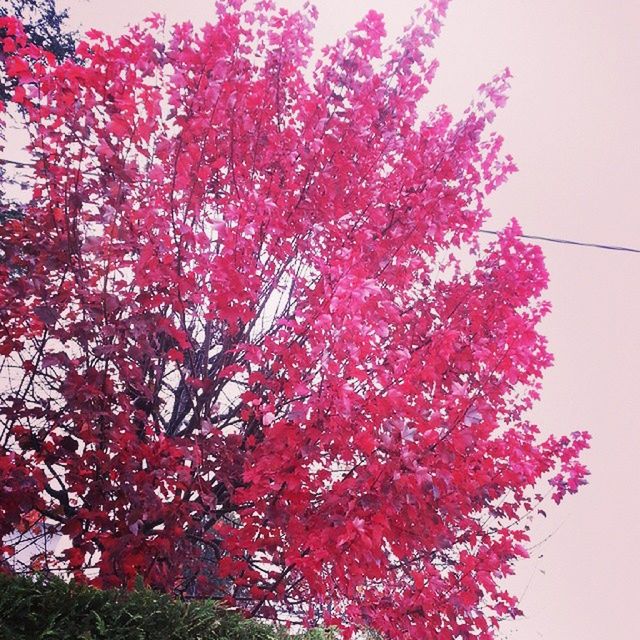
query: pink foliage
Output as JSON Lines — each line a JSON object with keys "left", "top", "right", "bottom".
{"left": 0, "top": 2, "right": 588, "bottom": 638}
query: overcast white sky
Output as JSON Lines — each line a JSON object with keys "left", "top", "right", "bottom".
{"left": 40, "top": 1, "right": 640, "bottom": 637}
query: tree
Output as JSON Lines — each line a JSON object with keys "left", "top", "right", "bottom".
{"left": 0, "top": 2, "right": 589, "bottom": 638}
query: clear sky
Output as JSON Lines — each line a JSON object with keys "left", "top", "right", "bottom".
{"left": 54, "top": 1, "right": 640, "bottom": 637}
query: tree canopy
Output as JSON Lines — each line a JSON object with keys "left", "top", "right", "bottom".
{"left": 0, "top": 2, "right": 589, "bottom": 638}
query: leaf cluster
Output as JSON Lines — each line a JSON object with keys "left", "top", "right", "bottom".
{"left": 0, "top": 0, "right": 76, "bottom": 102}
{"left": 0, "top": 0, "right": 75, "bottom": 61}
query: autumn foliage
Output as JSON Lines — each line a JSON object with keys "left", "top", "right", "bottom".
{"left": 0, "top": 1, "right": 589, "bottom": 638}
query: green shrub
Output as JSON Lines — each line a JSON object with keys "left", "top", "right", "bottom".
{"left": 0, "top": 573, "right": 332, "bottom": 640}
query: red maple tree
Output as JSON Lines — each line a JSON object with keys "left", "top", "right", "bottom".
{"left": 0, "top": 2, "right": 589, "bottom": 638}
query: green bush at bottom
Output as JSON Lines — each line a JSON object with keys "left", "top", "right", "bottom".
{"left": 0, "top": 573, "right": 332, "bottom": 640}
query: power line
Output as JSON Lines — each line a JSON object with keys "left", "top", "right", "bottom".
{"left": 479, "top": 229, "right": 640, "bottom": 254}
{"left": 2, "top": 157, "right": 639, "bottom": 254}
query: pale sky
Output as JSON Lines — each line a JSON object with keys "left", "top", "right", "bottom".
{"left": 44, "top": 1, "right": 640, "bottom": 637}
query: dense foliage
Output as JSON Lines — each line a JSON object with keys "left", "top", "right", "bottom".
{"left": 0, "top": 0, "right": 75, "bottom": 222}
{"left": 0, "top": 0, "right": 75, "bottom": 62}
{"left": 0, "top": 1, "right": 589, "bottom": 638}
{"left": 0, "top": 572, "right": 330, "bottom": 639}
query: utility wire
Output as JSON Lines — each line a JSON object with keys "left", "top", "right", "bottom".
{"left": 479, "top": 229, "right": 640, "bottom": 254}
{"left": 2, "top": 157, "right": 639, "bottom": 254}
